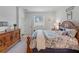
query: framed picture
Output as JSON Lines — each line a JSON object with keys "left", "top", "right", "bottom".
{"left": 66, "top": 6, "right": 75, "bottom": 12}
{"left": 67, "top": 11, "right": 72, "bottom": 20}
{"left": 34, "top": 16, "right": 43, "bottom": 23}
{"left": 0, "top": 22, "right": 8, "bottom": 27}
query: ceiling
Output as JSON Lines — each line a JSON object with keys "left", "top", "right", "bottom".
{"left": 19, "top": 6, "right": 68, "bottom": 12}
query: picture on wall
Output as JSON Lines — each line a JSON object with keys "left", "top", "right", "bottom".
{"left": 66, "top": 6, "right": 75, "bottom": 20}
{"left": 0, "top": 22, "right": 8, "bottom": 27}
{"left": 34, "top": 16, "right": 43, "bottom": 23}
{"left": 67, "top": 11, "right": 72, "bottom": 20}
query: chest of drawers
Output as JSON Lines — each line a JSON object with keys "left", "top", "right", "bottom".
{"left": 0, "top": 29, "right": 20, "bottom": 52}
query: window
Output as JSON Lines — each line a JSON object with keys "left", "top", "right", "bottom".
{"left": 34, "top": 16, "right": 44, "bottom": 27}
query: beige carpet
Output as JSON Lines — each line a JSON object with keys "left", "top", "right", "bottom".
{"left": 7, "top": 35, "right": 28, "bottom": 53}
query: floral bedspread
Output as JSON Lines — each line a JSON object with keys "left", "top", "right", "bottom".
{"left": 30, "top": 30, "right": 79, "bottom": 50}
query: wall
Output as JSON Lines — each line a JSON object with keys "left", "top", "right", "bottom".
{"left": 0, "top": 6, "right": 27, "bottom": 35}
{"left": 0, "top": 6, "right": 17, "bottom": 26}
{"left": 56, "top": 6, "right": 79, "bottom": 26}
{"left": 18, "top": 8, "right": 26, "bottom": 35}
{"left": 72, "top": 7, "right": 79, "bottom": 25}
{"left": 24, "top": 12, "right": 56, "bottom": 35}
{"left": 56, "top": 6, "right": 68, "bottom": 23}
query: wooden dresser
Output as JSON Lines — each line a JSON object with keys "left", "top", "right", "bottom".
{"left": 0, "top": 29, "right": 20, "bottom": 52}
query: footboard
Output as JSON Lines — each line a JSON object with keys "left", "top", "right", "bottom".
{"left": 27, "top": 36, "right": 32, "bottom": 53}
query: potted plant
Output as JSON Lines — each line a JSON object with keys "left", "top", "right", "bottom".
{"left": 13, "top": 24, "right": 17, "bottom": 30}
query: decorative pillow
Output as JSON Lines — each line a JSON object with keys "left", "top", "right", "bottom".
{"left": 62, "top": 31, "right": 68, "bottom": 35}
{"left": 56, "top": 31, "right": 66, "bottom": 35}
{"left": 65, "top": 29, "right": 77, "bottom": 38}
{"left": 59, "top": 27, "right": 65, "bottom": 31}
{"left": 32, "top": 31, "right": 37, "bottom": 39}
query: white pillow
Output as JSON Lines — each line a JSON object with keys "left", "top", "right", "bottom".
{"left": 65, "top": 29, "right": 77, "bottom": 38}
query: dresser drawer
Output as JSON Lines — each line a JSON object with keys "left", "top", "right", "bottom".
{"left": 0, "top": 35, "right": 7, "bottom": 52}
{"left": 4, "top": 33, "right": 12, "bottom": 47}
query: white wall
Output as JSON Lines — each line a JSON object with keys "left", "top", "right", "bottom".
{"left": 0, "top": 6, "right": 28, "bottom": 35}
{"left": 72, "top": 7, "right": 79, "bottom": 25}
{"left": 56, "top": 6, "right": 79, "bottom": 26}
{"left": 24, "top": 12, "right": 56, "bottom": 35}
{"left": 18, "top": 8, "right": 26, "bottom": 35}
{"left": 56, "top": 6, "right": 68, "bottom": 23}
{"left": 0, "top": 6, "right": 17, "bottom": 26}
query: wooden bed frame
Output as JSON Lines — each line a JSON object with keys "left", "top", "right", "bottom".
{"left": 27, "top": 21, "right": 79, "bottom": 53}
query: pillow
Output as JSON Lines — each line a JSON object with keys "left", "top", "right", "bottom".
{"left": 62, "top": 31, "right": 68, "bottom": 35}
{"left": 59, "top": 27, "right": 65, "bottom": 31}
{"left": 57, "top": 31, "right": 66, "bottom": 35}
{"left": 32, "top": 31, "right": 37, "bottom": 39}
{"left": 65, "top": 29, "right": 77, "bottom": 38}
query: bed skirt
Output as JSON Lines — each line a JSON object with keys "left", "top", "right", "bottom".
{"left": 32, "top": 48, "right": 79, "bottom": 53}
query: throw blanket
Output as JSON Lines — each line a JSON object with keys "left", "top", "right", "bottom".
{"left": 30, "top": 30, "right": 46, "bottom": 51}
{"left": 36, "top": 30, "right": 45, "bottom": 51}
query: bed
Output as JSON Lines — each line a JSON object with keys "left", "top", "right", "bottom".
{"left": 27, "top": 21, "right": 79, "bottom": 53}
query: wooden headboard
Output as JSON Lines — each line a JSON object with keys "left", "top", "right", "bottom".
{"left": 61, "top": 21, "right": 79, "bottom": 43}
{"left": 61, "top": 21, "right": 76, "bottom": 29}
